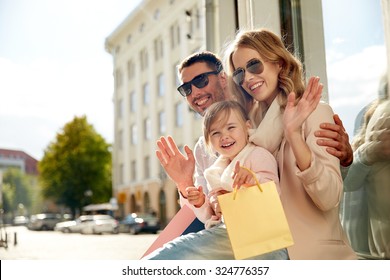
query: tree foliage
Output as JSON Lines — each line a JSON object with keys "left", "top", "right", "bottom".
{"left": 38, "top": 116, "right": 112, "bottom": 215}
{"left": 1, "top": 168, "right": 32, "bottom": 214}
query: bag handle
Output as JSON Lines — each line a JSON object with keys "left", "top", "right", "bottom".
{"left": 233, "top": 166, "right": 263, "bottom": 200}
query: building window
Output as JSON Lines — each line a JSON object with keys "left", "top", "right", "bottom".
{"left": 154, "top": 9, "right": 160, "bottom": 20}
{"left": 144, "top": 192, "right": 151, "bottom": 213}
{"left": 119, "top": 163, "right": 124, "bottom": 184}
{"left": 159, "top": 111, "right": 166, "bottom": 134}
{"left": 115, "top": 68, "right": 123, "bottom": 89}
{"left": 170, "top": 22, "right": 180, "bottom": 49}
{"left": 118, "top": 130, "right": 123, "bottom": 150}
{"left": 140, "top": 48, "right": 148, "bottom": 71}
{"left": 154, "top": 36, "right": 164, "bottom": 60}
{"left": 157, "top": 73, "right": 164, "bottom": 96}
{"left": 196, "top": 8, "right": 201, "bottom": 30}
{"left": 127, "top": 59, "right": 135, "bottom": 80}
{"left": 131, "top": 160, "right": 136, "bottom": 181}
{"left": 131, "top": 124, "right": 137, "bottom": 145}
{"left": 170, "top": 25, "right": 174, "bottom": 48}
{"left": 117, "top": 99, "right": 123, "bottom": 118}
{"left": 279, "top": 0, "right": 304, "bottom": 62}
{"left": 144, "top": 156, "right": 150, "bottom": 179}
{"left": 144, "top": 118, "right": 151, "bottom": 140}
{"left": 173, "top": 62, "right": 180, "bottom": 89}
{"left": 143, "top": 83, "right": 150, "bottom": 105}
{"left": 130, "top": 91, "right": 136, "bottom": 112}
{"left": 175, "top": 102, "right": 183, "bottom": 127}
{"left": 126, "top": 34, "right": 132, "bottom": 44}
{"left": 176, "top": 24, "right": 180, "bottom": 45}
{"left": 139, "top": 22, "right": 145, "bottom": 33}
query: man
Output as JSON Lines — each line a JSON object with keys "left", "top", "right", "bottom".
{"left": 156, "top": 51, "right": 354, "bottom": 211}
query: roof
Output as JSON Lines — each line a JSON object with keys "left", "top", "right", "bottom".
{"left": 0, "top": 148, "right": 39, "bottom": 175}
{"left": 83, "top": 203, "right": 118, "bottom": 212}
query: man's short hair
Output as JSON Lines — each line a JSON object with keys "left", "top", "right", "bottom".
{"left": 178, "top": 51, "right": 223, "bottom": 73}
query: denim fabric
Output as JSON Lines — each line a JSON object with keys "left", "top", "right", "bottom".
{"left": 143, "top": 223, "right": 288, "bottom": 260}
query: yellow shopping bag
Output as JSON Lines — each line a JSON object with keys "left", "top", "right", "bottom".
{"left": 218, "top": 168, "right": 294, "bottom": 260}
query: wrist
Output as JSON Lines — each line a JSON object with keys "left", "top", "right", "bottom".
{"left": 340, "top": 154, "right": 353, "bottom": 167}
{"left": 177, "top": 180, "right": 194, "bottom": 194}
{"left": 285, "top": 129, "right": 302, "bottom": 144}
{"left": 194, "top": 194, "right": 205, "bottom": 208}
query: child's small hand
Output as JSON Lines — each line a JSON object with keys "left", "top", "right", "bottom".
{"left": 185, "top": 185, "right": 205, "bottom": 207}
{"left": 232, "top": 161, "right": 255, "bottom": 188}
{"left": 209, "top": 190, "right": 228, "bottom": 216}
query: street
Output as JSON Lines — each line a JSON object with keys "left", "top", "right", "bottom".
{"left": 0, "top": 225, "right": 159, "bottom": 260}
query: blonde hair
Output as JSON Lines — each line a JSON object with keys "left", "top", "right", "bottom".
{"left": 352, "top": 73, "right": 389, "bottom": 150}
{"left": 203, "top": 101, "right": 250, "bottom": 151}
{"left": 223, "top": 28, "right": 305, "bottom": 122}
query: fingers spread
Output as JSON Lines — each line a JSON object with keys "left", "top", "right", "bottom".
{"left": 155, "top": 150, "right": 166, "bottom": 165}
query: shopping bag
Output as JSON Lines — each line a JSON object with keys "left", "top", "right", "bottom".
{"left": 141, "top": 204, "right": 203, "bottom": 258}
{"left": 218, "top": 168, "right": 294, "bottom": 260}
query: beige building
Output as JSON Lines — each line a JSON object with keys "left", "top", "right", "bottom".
{"left": 105, "top": 0, "right": 390, "bottom": 226}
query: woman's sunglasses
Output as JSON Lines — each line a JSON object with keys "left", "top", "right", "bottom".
{"left": 177, "top": 70, "right": 221, "bottom": 97}
{"left": 232, "top": 59, "right": 264, "bottom": 86}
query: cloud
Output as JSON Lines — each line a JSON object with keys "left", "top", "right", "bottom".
{"left": 326, "top": 44, "right": 387, "bottom": 137}
{"left": 327, "top": 44, "right": 387, "bottom": 107}
{"left": 0, "top": 56, "right": 114, "bottom": 160}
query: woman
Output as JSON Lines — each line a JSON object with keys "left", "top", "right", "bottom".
{"left": 342, "top": 73, "right": 390, "bottom": 259}
{"left": 224, "top": 28, "right": 357, "bottom": 260}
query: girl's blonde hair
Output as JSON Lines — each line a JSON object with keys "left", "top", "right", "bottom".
{"left": 223, "top": 28, "right": 305, "bottom": 123}
{"left": 203, "top": 100, "right": 251, "bottom": 151}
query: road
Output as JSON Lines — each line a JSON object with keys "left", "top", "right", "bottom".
{"left": 0, "top": 225, "right": 159, "bottom": 260}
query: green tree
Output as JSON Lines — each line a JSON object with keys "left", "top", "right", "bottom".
{"left": 39, "top": 116, "right": 112, "bottom": 215}
{"left": 2, "top": 168, "right": 32, "bottom": 215}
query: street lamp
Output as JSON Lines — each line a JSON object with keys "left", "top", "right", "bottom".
{"left": 84, "top": 189, "right": 93, "bottom": 205}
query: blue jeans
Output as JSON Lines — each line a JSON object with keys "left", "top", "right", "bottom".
{"left": 143, "top": 223, "right": 289, "bottom": 260}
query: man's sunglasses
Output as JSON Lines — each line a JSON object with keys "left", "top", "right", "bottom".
{"left": 177, "top": 70, "right": 221, "bottom": 97}
{"left": 232, "top": 59, "right": 264, "bottom": 86}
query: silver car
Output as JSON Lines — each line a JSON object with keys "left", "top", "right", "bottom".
{"left": 27, "top": 213, "right": 62, "bottom": 231}
{"left": 54, "top": 215, "right": 94, "bottom": 233}
{"left": 79, "top": 215, "right": 119, "bottom": 234}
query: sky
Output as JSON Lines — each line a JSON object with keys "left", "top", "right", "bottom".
{"left": 322, "top": 0, "right": 387, "bottom": 137}
{"left": 0, "top": 0, "right": 387, "bottom": 160}
{"left": 0, "top": 0, "right": 141, "bottom": 160}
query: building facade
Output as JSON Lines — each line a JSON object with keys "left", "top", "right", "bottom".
{"left": 105, "top": 0, "right": 390, "bottom": 226}
{"left": 0, "top": 148, "right": 38, "bottom": 176}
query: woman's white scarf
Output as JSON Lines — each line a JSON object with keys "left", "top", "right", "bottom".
{"left": 248, "top": 97, "right": 284, "bottom": 156}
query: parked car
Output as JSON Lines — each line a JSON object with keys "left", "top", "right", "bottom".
{"left": 54, "top": 215, "right": 94, "bottom": 233}
{"left": 27, "top": 213, "right": 63, "bottom": 231}
{"left": 79, "top": 215, "right": 119, "bottom": 234}
{"left": 119, "top": 213, "right": 161, "bottom": 234}
{"left": 13, "top": 216, "right": 29, "bottom": 226}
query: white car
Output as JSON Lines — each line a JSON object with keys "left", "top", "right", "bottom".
{"left": 79, "top": 215, "right": 119, "bottom": 234}
{"left": 13, "top": 216, "right": 29, "bottom": 226}
{"left": 54, "top": 215, "right": 94, "bottom": 233}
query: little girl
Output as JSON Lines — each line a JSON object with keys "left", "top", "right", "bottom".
{"left": 185, "top": 100, "right": 281, "bottom": 228}
{"left": 144, "top": 100, "right": 288, "bottom": 260}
